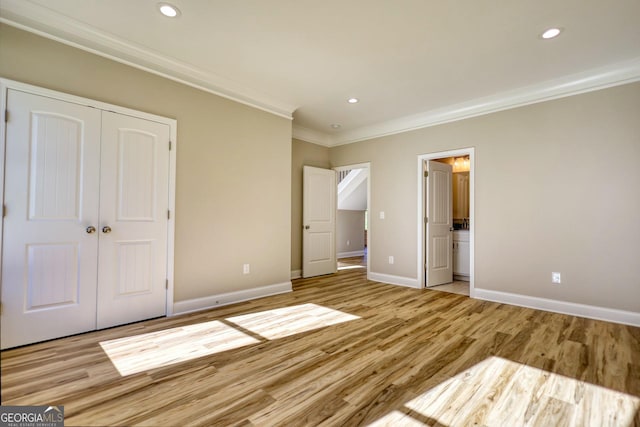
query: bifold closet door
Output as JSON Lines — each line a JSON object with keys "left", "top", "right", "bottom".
{"left": 0, "top": 90, "right": 101, "bottom": 348}
{"left": 96, "top": 111, "right": 170, "bottom": 329}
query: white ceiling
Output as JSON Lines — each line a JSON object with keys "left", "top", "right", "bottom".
{"left": 2, "top": 0, "right": 640, "bottom": 146}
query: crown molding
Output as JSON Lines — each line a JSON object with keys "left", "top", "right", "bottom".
{"left": 4, "top": 0, "right": 639, "bottom": 142}
{"left": 292, "top": 125, "right": 332, "bottom": 147}
{"left": 329, "top": 57, "right": 640, "bottom": 146}
{"left": 0, "top": 0, "right": 295, "bottom": 120}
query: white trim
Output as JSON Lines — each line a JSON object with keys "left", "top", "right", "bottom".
{"left": 292, "top": 125, "right": 332, "bottom": 146}
{"left": 368, "top": 272, "right": 420, "bottom": 289}
{"left": 338, "top": 250, "right": 365, "bottom": 258}
{"left": 4, "top": 0, "right": 639, "bottom": 145}
{"left": 165, "top": 112, "right": 178, "bottom": 316}
{"left": 0, "top": 1, "right": 295, "bottom": 120}
{"left": 330, "top": 57, "right": 640, "bottom": 146}
{"left": 0, "top": 81, "right": 7, "bottom": 286}
{"left": 172, "top": 282, "right": 292, "bottom": 316}
{"left": 334, "top": 162, "right": 371, "bottom": 171}
{"left": 291, "top": 269, "right": 302, "bottom": 279}
{"left": 417, "top": 148, "right": 475, "bottom": 297}
{"left": 289, "top": 58, "right": 640, "bottom": 147}
{"left": 474, "top": 288, "right": 640, "bottom": 327}
{"left": 0, "top": 78, "right": 179, "bottom": 317}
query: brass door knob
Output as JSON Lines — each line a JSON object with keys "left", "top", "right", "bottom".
{"left": 102, "top": 226, "right": 112, "bottom": 234}
{"left": 86, "top": 226, "right": 96, "bottom": 234}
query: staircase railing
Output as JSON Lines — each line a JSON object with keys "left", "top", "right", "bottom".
{"left": 338, "top": 169, "right": 351, "bottom": 184}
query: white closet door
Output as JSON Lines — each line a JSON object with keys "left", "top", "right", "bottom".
{"left": 96, "top": 111, "right": 170, "bottom": 329}
{"left": 1, "top": 90, "right": 101, "bottom": 349}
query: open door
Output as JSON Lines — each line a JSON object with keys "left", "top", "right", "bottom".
{"left": 303, "top": 166, "right": 336, "bottom": 278}
{"left": 426, "top": 160, "right": 453, "bottom": 287}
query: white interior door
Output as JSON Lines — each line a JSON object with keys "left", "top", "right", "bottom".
{"left": 1, "top": 90, "right": 101, "bottom": 348}
{"left": 426, "top": 160, "right": 453, "bottom": 287}
{"left": 96, "top": 112, "right": 169, "bottom": 329}
{"left": 302, "top": 166, "right": 336, "bottom": 278}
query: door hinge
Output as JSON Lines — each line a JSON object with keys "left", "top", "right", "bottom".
{"left": 2, "top": 204, "right": 6, "bottom": 218}
{"left": 167, "top": 209, "right": 171, "bottom": 219}
{"left": 166, "top": 279, "right": 169, "bottom": 289}
{"left": 4, "top": 109, "right": 8, "bottom": 123}
{"left": 169, "top": 140, "right": 172, "bottom": 151}
{"left": 424, "top": 217, "right": 428, "bottom": 224}
{"left": 424, "top": 171, "right": 428, "bottom": 178}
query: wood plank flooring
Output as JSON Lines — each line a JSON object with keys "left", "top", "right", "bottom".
{"left": 2, "top": 262, "right": 639, "bottom": 426}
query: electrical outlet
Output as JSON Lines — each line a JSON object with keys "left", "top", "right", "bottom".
{"left": 347, "top": 240, "right": 350, "bottom": 246}
{"left": 551, "top": 272, "right": 561, "bottom": 284}
{"left": 389, "top": 255, "right": 394, "bottom": 264}
{"left": 243, "top": 264, "right": 250, "bottom": 275}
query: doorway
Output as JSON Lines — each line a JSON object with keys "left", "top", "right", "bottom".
{"left": 334, "top": 163, "right": 370, "bottom": 278}
{"left": 418, "top": 149, "right": 474, "bottom": 296}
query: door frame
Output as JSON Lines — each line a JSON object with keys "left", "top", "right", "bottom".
{"left": 333, "top": 162, "right": 371, "bottom": 280}
{"left": 0, "top": 78, "right": 178, "bottom": 316}
{"left": 417, "top": 148, "right": 474, "bottom": 295}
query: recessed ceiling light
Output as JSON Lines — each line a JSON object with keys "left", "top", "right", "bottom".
{"left": 347, "top": 98, "right": 359, "bottom": 104}
{"left": 158, "top": 2, "right": 181, "bottom": 18}
{"left": 330, "top": 124, "right": 341, "bottom": 129}
{"left": 541, "top": 28, "right": 562, "bottom": 39}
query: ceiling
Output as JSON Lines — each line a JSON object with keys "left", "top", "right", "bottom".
{"left": 2, "top": 0, "right": 640, "bottom": 146}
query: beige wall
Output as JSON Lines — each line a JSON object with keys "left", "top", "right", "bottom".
{"left": 330, "top": 82, "right": 640, "bottom": 313}
{"left": 337, "top": 210, "right": 365, "bottom": 255}
{"left": 291, "top": 138, "right": 330, "bottom": 273}
{"left": 0, "top": 24, "right": 292, "bottom": 301}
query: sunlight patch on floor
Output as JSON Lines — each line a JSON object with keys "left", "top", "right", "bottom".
{"left": 101, "top": 304, "right": 360, "bottom": 376}
{"left": 100, "top": 320, "right": 260, "bottom": 376}
{"left": 226, "top": 303, "right": 361, "bottom": 340}
{"left": 337, "top": 264, "right": 366, "bottom": 271}
{"left": 369, "top": 356, "right": 640, "bottom": 426}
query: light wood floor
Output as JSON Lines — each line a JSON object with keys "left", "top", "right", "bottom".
{"left": 2, "top": 265, "right": 639, "bottom": 426}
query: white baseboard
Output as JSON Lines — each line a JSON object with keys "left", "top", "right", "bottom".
{"left": 368, "top": 272, "right": 421, "bottom": 289}
{"left": 173, "top": 281, "right": 292, "bottom": 316}
{"left": 337, "top": 250, "right": 365, "bottom": 259}
{"left": 291, "top": 270, "right": 302, "bottom": 279}
{"left": 474, "top": 288, "right": 640, "bottom": 327}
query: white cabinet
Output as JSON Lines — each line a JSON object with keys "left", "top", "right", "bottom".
{"left": 453, "top": 230, "right": 470, "bottom": 280}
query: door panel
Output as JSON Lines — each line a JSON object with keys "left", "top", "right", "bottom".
{"left": 96, "top": 112, "right": 169, "bottom": 329}
{"left": 426, "top": 160, "right": 453, "bottom": 287}
{"left": 303, "top": 166, "right": 336, "bottom": 278}
{"left": 1, "top": 90, "right": 101, "bottom": 349}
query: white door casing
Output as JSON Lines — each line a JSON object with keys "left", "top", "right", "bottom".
{"left": 0, "top": 82, "right": 176, "bottom": 349}
{"left": 1, "top": 90, "right": 102, "bottom": 348}
{"left": 302, "top": 166, "right": 336, "bottom": 278}
{"left": 96, "top": 112, "right": 170, "bottom": 329}
{"left": 426, "top": 160, "right": 453, "bottom": 287}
